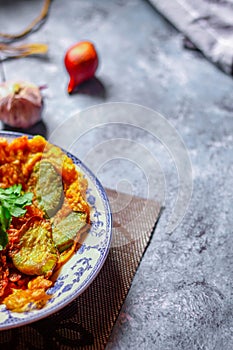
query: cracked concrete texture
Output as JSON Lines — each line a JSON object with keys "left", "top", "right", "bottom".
{"left": 0, "top": 0, "right": 233, "bottom": 349}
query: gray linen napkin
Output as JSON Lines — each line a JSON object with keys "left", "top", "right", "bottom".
{"left": 149, "top": 0, "right": 233, "bottom": 75}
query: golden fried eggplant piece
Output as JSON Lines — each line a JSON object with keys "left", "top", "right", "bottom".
{"left": 29, "top": 161, "right": 63, "bottom": 218}
{"left": 12, "top": 217, "right": 58, "bottom": 277}
{"left": 52, "top": 212, "right": 88, "bottom": 253}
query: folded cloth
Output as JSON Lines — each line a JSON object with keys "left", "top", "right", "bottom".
{"left": 0, "top": 189, "right": 161, "bottom": 350}
{"left": 149, "top": 0, "right": 233, "bottom": 75}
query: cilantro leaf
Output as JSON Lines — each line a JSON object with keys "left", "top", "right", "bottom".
{"left": 0, "top": 184, "right": 33, "bottom": 250}
{"left": 0, "top": 226, "right": 8, "bottom": 251}
{"left": 0, "top": 206, "right": 11, "bottom": 250}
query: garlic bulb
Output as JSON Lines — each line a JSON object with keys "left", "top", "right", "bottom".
{"left": 0, "top": 81, "right": 43, "bottom": 128}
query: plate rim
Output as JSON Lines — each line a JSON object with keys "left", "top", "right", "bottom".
{"left": 0, "top": 130, "right": 112, "bottom": 330}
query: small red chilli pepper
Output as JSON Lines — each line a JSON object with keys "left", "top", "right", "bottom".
{"left": 64, "top": 41, "right": 99, "bottom": 94}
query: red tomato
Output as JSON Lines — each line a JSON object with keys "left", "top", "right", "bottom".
{"left": 64, "top": 41, "right": 99, "bottom": 94}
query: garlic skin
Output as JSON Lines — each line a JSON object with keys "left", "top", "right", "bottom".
{"left": 0, "top": 81, "right": 43, "bottom": 128}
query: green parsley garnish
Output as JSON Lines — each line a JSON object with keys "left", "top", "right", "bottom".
{"left": 0, "top": 184, "right": 33, "bottom": 250}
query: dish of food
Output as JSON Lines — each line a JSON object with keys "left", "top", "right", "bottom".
{"left": 0, "top": 131, "right": 112, "bottom": 330}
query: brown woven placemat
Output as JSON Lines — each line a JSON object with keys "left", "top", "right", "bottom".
{"left": 0, "top": 189, "right": 161, "bottom": 350}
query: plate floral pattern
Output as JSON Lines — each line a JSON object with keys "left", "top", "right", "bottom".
{"left": 0, "top": 131, "right": 112, "bottom": 330}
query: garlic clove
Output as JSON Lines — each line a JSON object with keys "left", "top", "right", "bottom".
{"left": 0, "top": 81, "right": 44, "bottom": 128}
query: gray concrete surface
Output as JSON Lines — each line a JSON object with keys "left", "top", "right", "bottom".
{"left": 0, "top": 0, "right": 233, "bottom": 349}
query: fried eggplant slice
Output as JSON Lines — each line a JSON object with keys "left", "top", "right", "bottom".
{"left": 52, "top": 212, "right": 87, "bottom": 253}
{"left": 12, "top": 216, "right": 58, "bottom": 277}
{"left": 30, "top": 161, "right": 63, "bottom": 218}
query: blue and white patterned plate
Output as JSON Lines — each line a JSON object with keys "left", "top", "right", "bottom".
{"left": 0, "top": 131, "right": 112, "bottom": 330}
